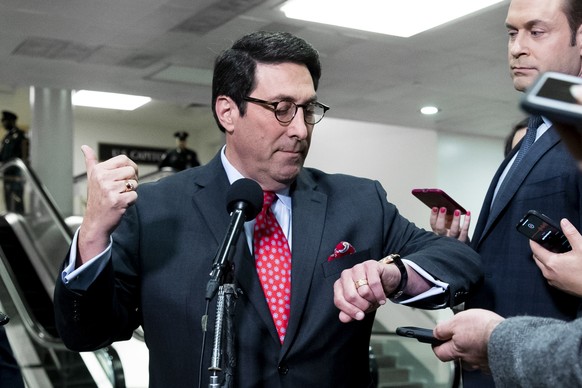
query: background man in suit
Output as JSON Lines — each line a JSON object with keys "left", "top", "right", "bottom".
{"left": 431, "top": 83, "right": 582, "bottom": 387}
{"left": 53, "top": 31, "right": 481, "bottom": 387}
{"left": 432, "top": 0, "right": 582, "bottom": 386}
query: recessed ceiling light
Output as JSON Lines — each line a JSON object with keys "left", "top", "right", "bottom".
{"left": 420, "top": 106, "right": 439, "bottom": 115}
{"left": 281, "top": 0, "right": 503, "bottom": 38}
{"left": 72, "top": 90, "right": 151, "bottom": 111}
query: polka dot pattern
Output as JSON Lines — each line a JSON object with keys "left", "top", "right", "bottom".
{"left": 254, "top": 191, "right": 291, "bottom": 344}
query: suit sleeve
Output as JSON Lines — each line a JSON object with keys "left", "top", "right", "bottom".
{"left": 53, "top": 206, "right": 142, "bottom": 352}
{"left": 376, "top": 181, "right": 482, "bottom": 308}
{"left": 489, "top": 316, "right": 582, "bottom": 386}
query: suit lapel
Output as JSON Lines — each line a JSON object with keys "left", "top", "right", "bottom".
{"left": 477, "top": 127, "right": 561, "bottom": 245}
{"left": 190, "top": 154, "right": 232, "bottom": 245}
{"left": 281, "top": 173, "right": 327, "bottom": 353}
{"left": 472, "top": 150, "right": 512, "bottom": 247}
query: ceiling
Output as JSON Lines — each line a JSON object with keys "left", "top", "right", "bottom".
{"left": 0, "top": 0, "right": 524, "bottom": 138}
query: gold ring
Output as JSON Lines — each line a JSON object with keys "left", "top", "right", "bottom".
{"left": 354, "top": 278, "right": 368, "bottom": 289}
{"left": 124, "top": 181, "right": 134, "bottom": 192}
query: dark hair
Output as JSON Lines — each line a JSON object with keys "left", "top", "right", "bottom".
{"left": 504, "top": 117, "right": 529, "bottom": 157}
{"left": 562, "top": 0, "right": 582, "bottom": 45}
{"left": 211, "top": 31, "right": 322, "bottom": 132}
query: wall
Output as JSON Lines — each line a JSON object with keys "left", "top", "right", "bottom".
{"left": 307, "top": 117, "right": 439, "bottom": 227}
{"left": 72, "top": 108, "right": 224, "bottom": 177}
{"left": 436, "top": 132, "right": 505, "bottom": 238}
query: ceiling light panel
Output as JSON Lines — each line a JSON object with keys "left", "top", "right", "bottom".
{"left": 148, "top": 65, "right": 213, "bottom": 86}
{"left": 281, "top": 0, "right": 504, "bottom": 38}
{"left": 72, "top": 90, "right": 151, "bottom": 111}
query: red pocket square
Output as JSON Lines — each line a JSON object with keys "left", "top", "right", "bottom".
{"left": 328, "top": 241, "right": 356, "bottom": 261}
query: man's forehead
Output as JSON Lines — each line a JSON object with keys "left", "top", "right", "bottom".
{"left": 254, "top": 63, "right": 316, "bottom": 96}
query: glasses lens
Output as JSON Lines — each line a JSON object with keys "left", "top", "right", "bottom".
{"left": 272, "top": 100, "right": 327, "bottom": 124}
{"left": 303, "top": 104, "right": 326, "bottom": 125}
{"left": 274, "top": 101, "right": 296, "bottom": 123}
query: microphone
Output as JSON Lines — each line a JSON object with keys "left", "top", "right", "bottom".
{"left": 205, "top": 178, "right": 263, "bottom": 300}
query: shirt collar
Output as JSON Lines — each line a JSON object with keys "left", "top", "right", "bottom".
{"left": 219, "top": 145, "right": 291, "bottom": 203}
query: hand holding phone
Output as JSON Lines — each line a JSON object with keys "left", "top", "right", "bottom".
{"left": 412, "top": 188, "right": 466, "bottom": 215}
{"left": 516, "top": 210, "right": 572, "bottom": 253}
{"left": 396, "top": 326, "right": 444, "bottom": 345}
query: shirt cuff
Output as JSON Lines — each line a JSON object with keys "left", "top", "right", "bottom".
{"left": 395, "top": 259, "right": 448, "bottom": 304}
{"left": 61, "top": 228, "right": 113, "bottom": 291}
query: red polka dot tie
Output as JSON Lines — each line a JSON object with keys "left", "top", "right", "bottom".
{"left": 254, "top": 191, "right": 291, "bottom": 344}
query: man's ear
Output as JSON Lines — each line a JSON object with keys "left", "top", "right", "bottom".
{"left": 215, "top": 96, "right": 238, "bottom": 134}
{"left": 577, "top": 24, "right": 582, "bottom": 56}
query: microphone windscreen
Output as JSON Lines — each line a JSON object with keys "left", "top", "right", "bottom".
{"left": 226, "top": 178, "right": 263, "bottom": 220}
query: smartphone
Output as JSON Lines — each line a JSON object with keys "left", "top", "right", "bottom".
{"left": 520, "top": 71, "right": 582, "bottom": 125}
{"left": 411, "top": 188, "right": 467, "bottom": 215}
{"left": 396, "top": 326, "right": 444, "bottom": 345}
{"left": 516, "top": 210, "right": 572, "bottom": 253}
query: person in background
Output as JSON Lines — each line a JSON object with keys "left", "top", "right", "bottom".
{"left": 52, "top": 31, "right": 481, "bottom": 387}
{"left": 430, "top": 1, "right": 582, "bottom": 386}
{"left": 432, "top": 83, "right": 582, "bottom": 388}
{"left": 504, "top": 117, "right": 528, "bottom": 157}
{"left": 0, "top": 110, "right": 29, "bottom": 213}
{"left": 158, "top": 131, "right": 201, "bottom": 171}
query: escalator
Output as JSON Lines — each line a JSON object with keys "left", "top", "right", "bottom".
{"left": 0, "top": 158, "right": 127, "bottom": 387}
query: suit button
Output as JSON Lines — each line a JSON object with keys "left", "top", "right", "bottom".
{"left": 277, "top": 364, "right": 289, "bottom": 375}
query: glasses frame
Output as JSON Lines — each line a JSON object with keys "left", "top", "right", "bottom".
{"left": 243, "top": 96, "right": 330, "bottom": 125}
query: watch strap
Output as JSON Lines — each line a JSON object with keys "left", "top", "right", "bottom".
{"left": 378, "top": 254, "right": 408, "bottom": 299}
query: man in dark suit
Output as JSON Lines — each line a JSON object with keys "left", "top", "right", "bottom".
{"left": 431, "top": 0, "right": 582, "bottom": 386}
{"left": 0, "top": 110, "right": 28, "bottom": 213}
{"left": 431, "top": 82, "right": 582, "bottom": 388}
{"left": 53, "top": 31, "right": 481, "bottom": 388}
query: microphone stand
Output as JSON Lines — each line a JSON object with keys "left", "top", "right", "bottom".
{"left": 206, "top": 208, "right": 245, "bottom": 387}
{"left": 208, "top": 283, "right": 238, "bottom": 388}
{"left": 204, "top": 178, "right": 263, "bottom": 387}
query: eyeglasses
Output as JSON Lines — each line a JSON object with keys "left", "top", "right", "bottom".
{"left": 243, "top": 96, "right": 330, "bottom": 125}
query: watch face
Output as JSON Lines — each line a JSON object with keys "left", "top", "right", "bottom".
{"left": 379, "top": 253, "right": 399, "bottom": 265}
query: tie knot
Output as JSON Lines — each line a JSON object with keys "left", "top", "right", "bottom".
{"left": 262, "top": 191, "right": 277, "bottom": 209}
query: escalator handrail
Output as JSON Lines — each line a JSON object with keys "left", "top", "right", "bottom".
{"left": 0, "top": 158, "right": 73, "bottom": 239}
{"left": 0, "top": 242, "right": 67, "bottom": 350}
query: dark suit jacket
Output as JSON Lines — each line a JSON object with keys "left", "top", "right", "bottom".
{"left": 465, "top": 126, "right": 582, "bottom": 387}
{"left": 54, "top": 152, "right": 481, "bottom": 388}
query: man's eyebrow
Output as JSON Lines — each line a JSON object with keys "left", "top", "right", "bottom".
{"left": 505, "top": 19, "right": 546, "bottom": 29}
{"left": 271, "top": 94, "right": 318, "bottom": 103}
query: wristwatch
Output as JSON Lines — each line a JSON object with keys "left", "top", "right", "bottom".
{"left": 378, "top": 254, "right": 408, "bottom": 299}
